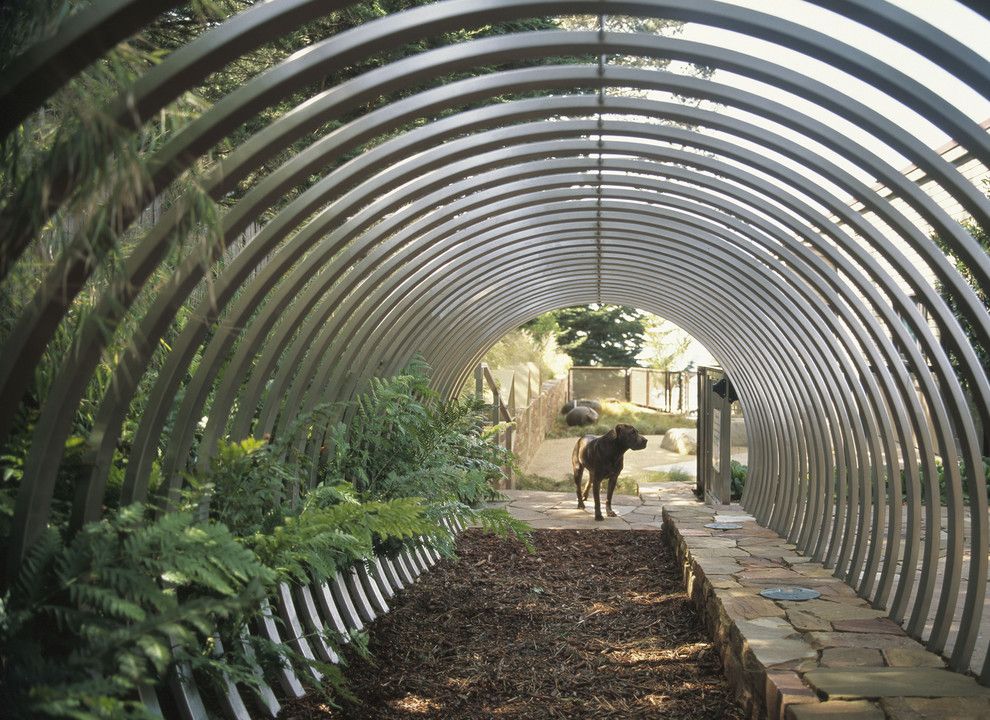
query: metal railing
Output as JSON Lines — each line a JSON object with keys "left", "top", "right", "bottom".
{"left": 568, "top": 365, "right": 696, "bottom": 413}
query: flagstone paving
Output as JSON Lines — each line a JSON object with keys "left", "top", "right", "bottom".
{"left": 495, "top": 481, "right": 990, "bottom": 720}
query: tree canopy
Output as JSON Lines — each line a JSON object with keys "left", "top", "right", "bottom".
{"left": 547, "top": 304, "right": 648, "bottom": 366}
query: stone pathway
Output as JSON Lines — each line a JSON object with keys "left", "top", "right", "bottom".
{"left": 496, "top": 481, "right": 990, "bottom": 720}
{"left": 492, "top": 489, "right": 664, "bottom": 530}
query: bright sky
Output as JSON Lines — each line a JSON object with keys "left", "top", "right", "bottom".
{"left": 676, "top": 0, "right": 990, "bottom": 170}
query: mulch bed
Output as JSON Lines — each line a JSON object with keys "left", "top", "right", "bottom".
{"left": 279, "top": 529, "right": 745, "bottom": 720}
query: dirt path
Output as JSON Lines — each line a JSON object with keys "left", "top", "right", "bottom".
{"left": 280, "top": 530, "right": 745, "bottom": 720}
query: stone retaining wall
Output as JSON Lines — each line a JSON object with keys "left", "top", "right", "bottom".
{"left": 655, "top": 484, "right": 990, "bottom": 720}
{"left": 510, "top": 378, "right": 567, "bottom": 474}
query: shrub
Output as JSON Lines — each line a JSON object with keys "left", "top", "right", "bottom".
{"left": 1, "top": 361, "right": 530, "bottom": 718}
{"left": 729, "top": 460, "right": 747, "bottom": 501}
{"left": 0, "top": 505, "right": 274, "bottom": 720}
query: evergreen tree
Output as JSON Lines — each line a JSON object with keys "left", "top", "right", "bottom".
{"left": 552, "top": 304, "right": 647, "bottom": 366}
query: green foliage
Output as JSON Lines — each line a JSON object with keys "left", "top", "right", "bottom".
{"left": 1, "top": 360, "right": 530, "bottom": 718}
{"left": 551, "top": 304, "right": 648, "bottom": 367}
{"left": 327, "top": 358, "right": 509, "bottom": 502}
{"left": 930, "top": 185, "right": 989, "bottom": 453}
{"left": 185, "top": 436, "right": 293, "bottom": 537}
{"left": 931, "top": 212, "right": 989, "bottom": 379}
{"left": 641, "top": 316, "right": 694, "bottom": 370}
{"left": 323, "top": 359, "right": 531, "bottom": 554}
{"left": 480, "top": 328, "right": 571, "bottom": 382}
{"left": 729, "top": 460, "right": 747, "bottom": 501}
{"left": 0, "top": 505, "right": 273, "bottom": 720}
{"left": 899, "top": 456, "right": 990, "bottom": 506}
{"left": 247, "top": 493, "right": 436, "bottom": 585}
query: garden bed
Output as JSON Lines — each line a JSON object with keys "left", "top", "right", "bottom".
{"left": 280, "top": 529, "right": 745, "bottom": 719}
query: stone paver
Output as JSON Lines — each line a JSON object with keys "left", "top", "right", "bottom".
{"left": 820, "top": 648, "right": 886, "bottom": 668}
{"left": 788, "top": 701, "right": 886, "bottom": 720}
{"left": 804, "top": 668, "right": 990, "bottom": 699}
{"left": 493, "top": 477, "right": 675, "bottom": 530}
{"left": 881, "top": 648, "right": 946, "bottom": 668}
{"left": 879, "top": 695, "right": 990, "bottom": 719}
{"left": 651, "top": 481, "right": 990, "bottom": 720}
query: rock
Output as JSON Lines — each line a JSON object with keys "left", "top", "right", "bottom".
{"left": 803, "top": 668, "right": 990, "bottom": 700}
{"left": 577, "top": 398, "right": 602, "bottom": 412}
{"left": 661, "top": 428, "right": 698, "bottom": 454}
{"left": 565, "top": 406, "right": 599, "bottom": 426}
{"left": 560, "top": 400, "right": 576, "bottom": 414}
{"left": 788, "top": 701, "right": 885, "bottom": 719}
{"left": 880, "top": 696, "right": 990, "bottom": 719}
{"left": 881, "top": 647, "right": 946, "bottom": 668}
{"left": 820, "top": 647, "right": 885, "bottom": 668}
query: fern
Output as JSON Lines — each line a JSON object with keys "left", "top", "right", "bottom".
{"left": 0, "top": 504, "right": 273, "bottom": 719}
{"left": 1, "top": 362, "right": 530, "bottom": 717}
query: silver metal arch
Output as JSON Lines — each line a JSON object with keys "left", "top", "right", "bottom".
{"left": 0, "top": 2, "right": 986, "bottom": 680}
{"left": 8, "top": 33, "right": 990, "bottom": 451}
{"left": 143, "top": 112, "right": 988, "bottom": 504}
{"left": 5, "top": 7, "right": 990, "bottom": 456}
{"left": 11, "top": 45, "right": 990, "bottom": 560}
{"left": 200, "top": 125, "right": 976, "bottom": 580}
{"left": 71, "top": 108, "right": 984, "bottom": 668}
{"left": 13, "top": 126, "right": 984, "bottom": 672}
{"left": 280, "top": 184, "right": 984, "bottom": 660}
{"left": 332, "top": 208, "right": 876, "bottom": 552}
{"left": 25, "top": 91, "right": 990, "bottom": 528}
{"left": 384, "top": 258, "right": 832, "bottom": 544}
{"left": 302, "top": 211, "right": 852, "bottom": 548}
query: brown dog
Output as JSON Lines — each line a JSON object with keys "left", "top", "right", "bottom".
{"left": 572, "top": 424, "right": 648, "bottom": 520}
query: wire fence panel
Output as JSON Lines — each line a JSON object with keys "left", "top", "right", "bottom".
{"left": 570, "top": 366, "right": 696, "bottom": 413}
{"left": 569, "top": 367, "right": 629, "bottom": 401}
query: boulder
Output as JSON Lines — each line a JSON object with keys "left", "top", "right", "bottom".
{"left": 565, "top": 406, "right": 599, "bottom": 426}
{"left": 576, "top": 398, "right": 602, "bottom": 412}
{"left": 661, "top": 428, "right": 697, "bottom": 454}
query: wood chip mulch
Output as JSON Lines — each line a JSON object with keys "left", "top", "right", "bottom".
{"left": 279, "top": 529, "right": 746, "bottom": 720}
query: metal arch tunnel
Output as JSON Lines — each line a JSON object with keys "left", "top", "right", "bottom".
{"left": 2, "top": 0, "right": 990, "bottom": 683}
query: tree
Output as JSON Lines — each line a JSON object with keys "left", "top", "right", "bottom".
{"left": 931, "top": 186, "right": 990, "bottom": 454}
{"left": 640, "top": 316, "right": 692, "bottom": 370}
{"left": 552, "top": 304, "right": 647, "bottom": 366}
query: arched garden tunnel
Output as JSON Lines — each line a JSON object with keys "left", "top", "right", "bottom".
{"left": 1, "top": 0, "right": 989, "bottom": 716}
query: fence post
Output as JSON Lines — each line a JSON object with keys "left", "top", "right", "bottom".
{"left": 508, "top": 374, "right": 516, "bottom": 419}
{"left": 719, "top": 392, "right": 732, "bottom": 505}
{"left": 696, "top": 368, "right": 707, "bottom": 498}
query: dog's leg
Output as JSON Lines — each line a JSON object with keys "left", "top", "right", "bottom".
{"left": 592, "top": 474, "right": 604, "bottom": 521}
{"left": 574, "top": 464, "right": 585, "bottom": 509}
{"left": 606, "top": 473, "right": 619, "bottom": 517}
